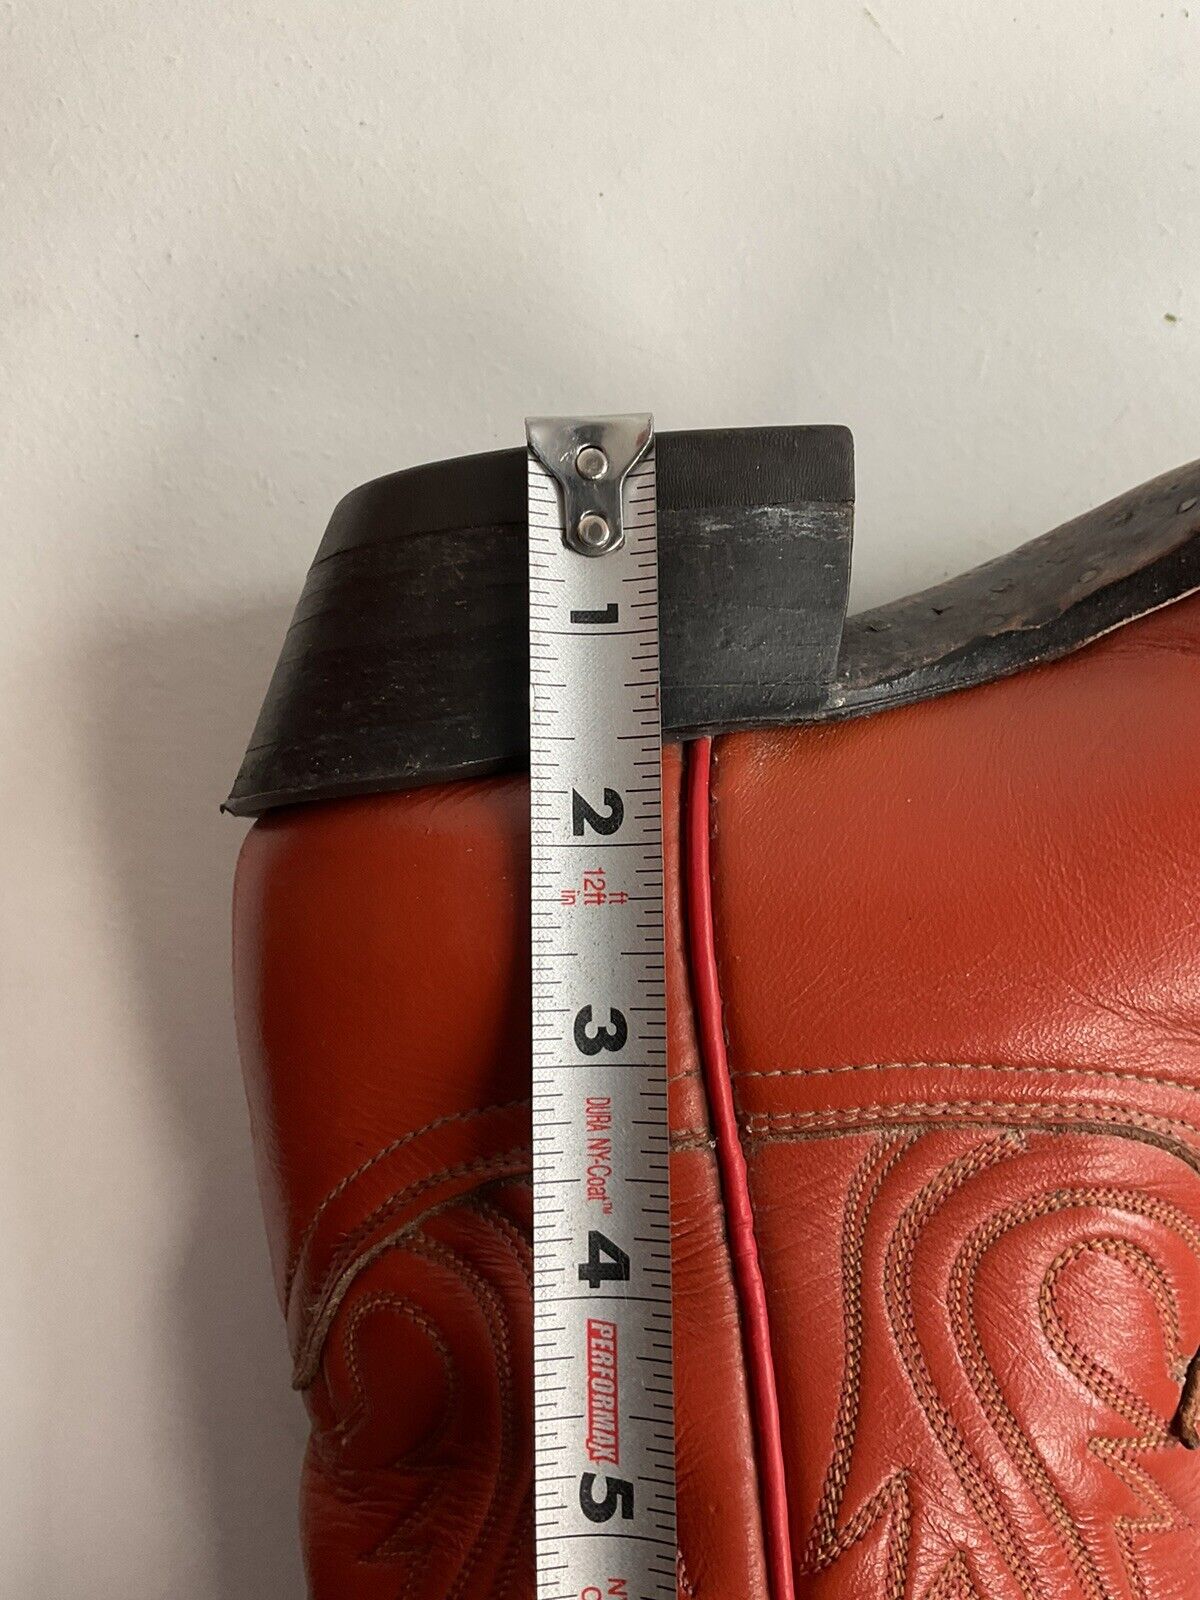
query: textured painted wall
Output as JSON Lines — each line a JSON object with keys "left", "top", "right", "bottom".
{"left": 2, "top": 3, "right": 1197, "bottom": 1595}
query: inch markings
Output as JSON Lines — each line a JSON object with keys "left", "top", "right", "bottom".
{"left": 527, "top": 416, "right": 676, "bottom": 1600}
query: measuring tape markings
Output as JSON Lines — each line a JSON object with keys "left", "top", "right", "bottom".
{"left": 527, "top": 416, "right": 677, "bottom": 1600}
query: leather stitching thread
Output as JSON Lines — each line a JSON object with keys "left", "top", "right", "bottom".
{"left": 335, "top": 1293, "right": 458, "bottom": 1453}
{"left": 394, "top": 1230, "right": 517, "bottom": 1599}
{"left": 315, "top": 1294, "right": 453, "bottom": 1596}
{"left": 923, "top": 1550, "right": 984, "bottom": 1599}
{"left": 328, "top": 1155, "right": 532, "bottom": 1288}
{"left": 817, "top": 1471, "right": 914, "bottom": 1600}
{"left": 313, "top": 1223, "right": 513, "bottom": 1592}
{"left": 800, "top": 1131, "right": 986, "bottom": 1600}
{"left": 294, "top": 1163, "right": 530, "bottom": 1389}
{"left": 1042, "top": 1239, "right": 1186, "bottom": 1415}
{"left": 467, "top": 1199, "right": 534, "bottom": 1600}
{"left": 734, "top": 1062, "right": 1200, "bottom": 1094}
{"left": 791, "top": 1124, "right": 1200, "bottom": 1599}
{"left": 951, "top": 1204, "right": 1103, "bottom": 1597}
{"left": 671, "top": 1130, "right": 717, "bottom": 1152}
{"left": 882, "top": 1132, "right": 1044, "bottom": 1598}
{"left": 1089, "top": 1435, "right": 1179, "bottom": 1600}
{"left": 745, "top": 1101, "right": 1200, "bottom": 1155}
{"left": 1041, "top": 1234, "right": 1195, "bottom": 1599}
{"left": 315, "top": 1194, "right": 534, "bottom": 1597}
{"left": 945, "top": 1187, "right": 1199, "bottom": 1600}
{"left": 285, "top": 1100, "right": 531, "bottom": 1302}
{"left": 803, "top": 1134, "right": 916, "bottom": 1576}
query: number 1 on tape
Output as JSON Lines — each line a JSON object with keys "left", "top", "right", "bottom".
{"left": 526, "top": 415, "right": 676, "bottom": 1600}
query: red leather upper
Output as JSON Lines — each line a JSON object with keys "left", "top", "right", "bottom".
{"left": 234, "top": 591, "right": 1200, "bottom": 1599}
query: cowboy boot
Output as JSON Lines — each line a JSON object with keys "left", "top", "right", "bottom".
{"left": 230, "top": 427, "right": 1200, "bottom": 1599}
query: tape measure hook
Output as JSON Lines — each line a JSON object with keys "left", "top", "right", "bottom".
{"left": 526, "top": 413, "right": 654, "bottom": 557}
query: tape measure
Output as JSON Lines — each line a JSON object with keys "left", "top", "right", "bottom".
{"left": 526, "top": 414, "right": 676, "bottom": 1600}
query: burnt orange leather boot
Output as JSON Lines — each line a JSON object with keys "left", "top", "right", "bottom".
{"left": 230, "top": 429, "right": 1200, "bottom": 1599}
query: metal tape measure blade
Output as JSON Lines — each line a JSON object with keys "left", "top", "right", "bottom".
{"left": 527, "top": 414, "right": 676, "bottom": 1600}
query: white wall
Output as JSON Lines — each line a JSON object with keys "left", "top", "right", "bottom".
{"left": 2, "top": 3, "right": 1197, "bottom": 1594}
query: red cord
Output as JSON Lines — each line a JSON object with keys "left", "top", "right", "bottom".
{"left": 684, "top": 736, "right": 795, "bottom": 1600}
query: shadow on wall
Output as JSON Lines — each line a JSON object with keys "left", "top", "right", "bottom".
{"left": 85, "top": 599, "right": 308, "bottom": 1600}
